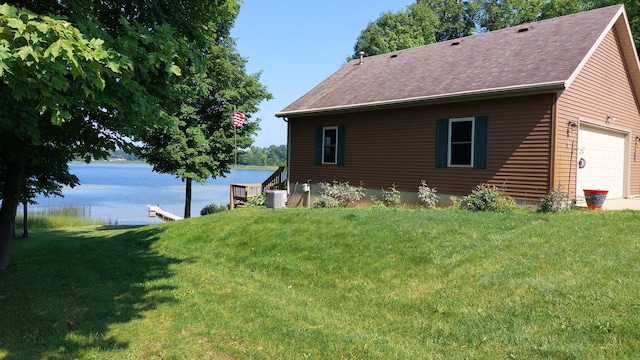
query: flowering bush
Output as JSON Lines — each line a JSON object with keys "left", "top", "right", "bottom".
{"left": 381, "top": 183, "right": 402, "bottom": 207}
{"left": 313, "top": 181, "right": 366, "bottom": 208}
{"left": 458, "top": 183, "right": 516, "bottom": 212}
{"left": 538, "top": 187, "right": 572, "bottom": 213}
{"left": 417, "top": 180, "right": 438, "bottom": 208}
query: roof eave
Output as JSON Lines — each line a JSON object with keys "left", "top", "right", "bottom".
{"left": 276, "top": 81, "right": 567, "bottom": 118}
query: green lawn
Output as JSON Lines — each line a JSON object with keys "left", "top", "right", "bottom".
{"left": 1, "top": 207, "right": 639, "bottom": 359}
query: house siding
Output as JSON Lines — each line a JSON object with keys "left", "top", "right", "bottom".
{"left": 555, "top": 27, "right": 640, "bottom": 198}
{"left": 288, "top": 94, "right": 554, "bottom": 202}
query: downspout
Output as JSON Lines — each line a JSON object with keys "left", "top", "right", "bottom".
{"left": 284, "top": 117, "right": 291, "bottom": 196}
{"left": 549, "top": 92, "right": 559, "bottom": 193}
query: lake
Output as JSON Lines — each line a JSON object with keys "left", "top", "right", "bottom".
{"left": 28, "top": 163, "right": 275, "bottom": 225}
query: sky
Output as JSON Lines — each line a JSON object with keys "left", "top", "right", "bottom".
{"left": 230, "top": 1, "right": 412, "bottom": 147}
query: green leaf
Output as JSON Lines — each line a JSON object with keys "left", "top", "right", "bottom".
{"left": 89, "top": 37, "right": 104, "bottom": 48}
{"left": 51, "top": 74, "right": 69, "bottom": 91}
{"left": 6, "top": 18, "right": 25, "bottom": 33}
{"left": 0, "top": 3, "right": 17, "bottom": 17}
{"left": 106, "top": 61, "right": 120, "bottom": 73}
{"left": 70, "top": 62, "right": 83, "bottom": 78}
{"left": 59, "top": 39, "right": 75, "bottom": 57}
{"left": 44, "top": 39, "right": 62, "bottom": 59}
{"left": 169, "top": 64, "right": 181, "bottom": 76}
{"left": 0, "top": 62, "right": 9, "bottom": 76}
{"left": 17, "top": 45, "right": 33, "bottom": 60}
{"left": 93, "top": 73, "right": 105, "bottom": 90}
{"left": 32, "top": 21, "right": 48, "bottom": 34}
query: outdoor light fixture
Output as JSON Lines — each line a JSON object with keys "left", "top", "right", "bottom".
{"left": 567, "top": 120, "right": 578, "bottom": 131}
{"left": 606, "top": 115, "right": 616, "bottom": 123}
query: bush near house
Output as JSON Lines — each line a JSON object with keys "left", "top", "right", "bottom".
{"left": 313, "top": 181, "right": 365, "bottom": 208}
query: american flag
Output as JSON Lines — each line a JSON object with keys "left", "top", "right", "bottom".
{"left": 233, "top": 111, "right": 246, "bottom": 128}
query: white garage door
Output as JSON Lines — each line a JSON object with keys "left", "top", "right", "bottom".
{"left": 576, "top": 126, "right": 626, "bottom": 199}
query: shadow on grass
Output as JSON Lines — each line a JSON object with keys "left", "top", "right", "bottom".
{"left": 0, "top": 225, "right": 181, "bottom": 359}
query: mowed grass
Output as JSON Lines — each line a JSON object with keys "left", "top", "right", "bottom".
{"left": 0, "top": 207, "right": 639, "bottom": 359}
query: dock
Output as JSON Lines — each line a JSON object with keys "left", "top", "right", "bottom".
{"left": 147, "top": 205, "right": 183, "bottom": 221}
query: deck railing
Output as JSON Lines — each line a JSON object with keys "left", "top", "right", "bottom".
{"left": 229, "top": 183, "right": 263, "bottom": 209}
{"left": 229, "top": 167, "right": 287, "bottom": 209}
{"left": 262, "top": 166, "right": 286, "bottom": 192}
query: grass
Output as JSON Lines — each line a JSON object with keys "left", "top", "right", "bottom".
{"left": 0, "top": 207, "right": 639, "bottom": 359}
{"left": 16, "top": 205, "right": 110, "bottom": 229}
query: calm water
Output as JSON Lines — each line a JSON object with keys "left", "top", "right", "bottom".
{"left": 29, "top": 163, "right": 274, "bottom": 225}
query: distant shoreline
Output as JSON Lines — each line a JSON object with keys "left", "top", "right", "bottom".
{"left": 70, "top": 160, "right": 280, "bottom": 171}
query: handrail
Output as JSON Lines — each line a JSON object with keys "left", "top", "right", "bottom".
{"left": 262, "top": 166, "right": 286, "bottom": 192}
{"left": 229, "top": 167, "right": 287, "bottom": 210}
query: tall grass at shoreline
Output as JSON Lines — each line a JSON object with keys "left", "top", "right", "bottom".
{"left": 17, "top": 205, "right": 110, "bottom": 229}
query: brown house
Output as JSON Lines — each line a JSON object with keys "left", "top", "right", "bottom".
{"left": 276, "top": 5, "right": 640, "bottom": 206}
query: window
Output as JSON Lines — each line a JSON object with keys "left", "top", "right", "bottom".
{"left": 315, "top": 126, "right": 346, "bottom": 165}
{"left": 449, "top": 118, "right": 474, "bottom": 166}
{"left": 323, "top": 127, "right": 338, "bottom": 164}
{"left": 436, "top": 116, "right": 488, "bottom": 169}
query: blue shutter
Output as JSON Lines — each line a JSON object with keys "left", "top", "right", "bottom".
{"left": 337, "top": 126, "right": 346, "bottom": 166}
{"left": 436, "top": 119, "right": 449, "bottom": 168}
{"left": 315, "top": 127, "right": 323, "bottom": 165}
{"left": 474, "top": 116, "right": 488, "bottom": 169}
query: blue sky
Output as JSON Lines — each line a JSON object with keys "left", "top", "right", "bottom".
{"left": 231, "top": 1, "right": 411, "bottom": 147}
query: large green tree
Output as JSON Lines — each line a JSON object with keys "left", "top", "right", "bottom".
{"left": 421, "top": 0, "right": 478, "bottom": 42}
{"left": 474, "top": 0, "right": 545, "bottom": 31}
{"left": 352, "top": 3, "right": 439, "bottom": 58}
{"left": 0, "top": 0, "right": 239, "bottom": 270}
{"left": 142, "top": 36, "right": 272, "bottom": 218}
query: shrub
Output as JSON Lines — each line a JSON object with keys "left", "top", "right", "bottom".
{"left": 381, "top": 183, "right": 402, "bottom": 207}
{"left": 417, "top": 180, "right": 438, "bottom": 208}
{"left": 458, "top": 183, "right": 516, "bottom": 212}
{"left": 369, "top": 195, "right": 385, "bottom": 208}
{"left": 538, "top": 187, "right": 572, "bottom": 213}
{"left": 200, "top": 203, "right": 229, "bottom": 216}
{"left": 313, "top": 181, "right": 366, "bottom": 208}
{"left": 449, "top": 196, "right": 461, "bottom": 209}
{"left": 247, "top": 194, "right": 266, "bottom": 207}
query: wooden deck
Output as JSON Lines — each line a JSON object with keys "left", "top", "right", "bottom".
{"left": 229, "top": 184, "right": 262, "bottom": 209}
{"left": 148, "top": 205, "right": 183, "bottom": 221}
{"left": 229, "top": 167, "right": 287, "bottom": 209}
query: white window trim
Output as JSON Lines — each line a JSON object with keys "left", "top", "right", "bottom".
{"left": 322, "top": 126, "right": 338, "bottom": 164}
{"left": 448, "top": 117, "right": 475, "bottom": 167}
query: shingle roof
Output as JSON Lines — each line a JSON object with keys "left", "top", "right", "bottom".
{"left": 277, "top": 5, "right": 636, "bottom": 117}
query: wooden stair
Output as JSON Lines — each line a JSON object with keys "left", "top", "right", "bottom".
{"left": 230, "top": 167, "right": 286, "bottom": 209}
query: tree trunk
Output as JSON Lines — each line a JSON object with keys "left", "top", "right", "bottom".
{"left": 0, "top": 159, "right": 26, "bottom": 270}
{"left": 22, "top": 200, "right": 28, "bottom": 238}
{"left": 184, "top": 178, "right": 192, "bottom": 218}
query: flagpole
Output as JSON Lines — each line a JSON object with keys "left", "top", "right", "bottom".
{"left": 233, "top": 107, "right": 237, "bottom": 184}
{"left": 231, "top": 109, "right": 246, "bottom": 185}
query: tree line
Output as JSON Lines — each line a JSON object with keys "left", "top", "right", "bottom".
{"left": 237, "top": 145, "right": 287, "bottom": 167}
{"left": 106, "top": 146, "right": 287, "bottom": 167}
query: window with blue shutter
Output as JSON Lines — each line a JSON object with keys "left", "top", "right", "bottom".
{"left": 436, "top": 116, "right": 488, "bottom": 169}
{"left": 316, "top": 126, "right": 345, "bottom": 165}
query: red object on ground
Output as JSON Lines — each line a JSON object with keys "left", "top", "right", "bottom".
{"left": 583, "top": 189, "right": 609, "bottom": 210}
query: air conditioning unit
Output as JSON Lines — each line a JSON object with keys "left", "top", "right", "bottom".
{"left": 266, "top": 190, "right": 287, "bottom": 209}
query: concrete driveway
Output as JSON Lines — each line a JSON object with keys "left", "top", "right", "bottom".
{"left": 594, "top": 197, "right": 640, "bottom": 210}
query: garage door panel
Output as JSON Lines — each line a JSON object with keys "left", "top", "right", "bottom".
{"left": 576, "top": 126, "right": 625, "bottom": 199}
